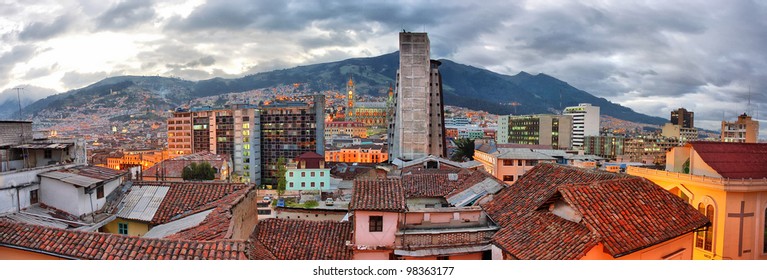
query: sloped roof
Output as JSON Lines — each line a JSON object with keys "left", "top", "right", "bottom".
{"left": 556, "top": 177, "right": 709, "bottom": 257}
{"left": 485, "top": 163, "right": 708, "bottom": 259}
{"left": 689, "top": 142, "right": 767, "bottom": 179}
{"left": 251, "top": 219, "right": 353, "bottom": 260}
{"left": 496, "top": 148, "right": 556, "bottom": 160}
{"left": 350, "top": 179, "right": 406, "bottom": 212}
{"left": 117, "top": 185, "right": 169, "bottom": 222}
{"left": 0, "top": 220, "right": 249, "bottom": 260}
{"left": 164, "top": 186, "right": 252, "bottom": 241}
{"left": 492, "top": 212, "right": 599, "bottom": 260}
{"left": 483, "top": 163, "right": 626, "bottom": 227}
{"left": 39, "top": 165, "right": 127, "bottom": 188}
{"left": 147, "top": 182, "right": 249, "bottom": 224}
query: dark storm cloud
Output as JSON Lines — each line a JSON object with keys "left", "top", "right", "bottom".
{"left": 96, "top": 0, "right": 157, "bottom": 30}
{"left": 18, "top": 15, "right": 76, "bottom": 41}
{"left": 166, "top": 0, "right": 455, "bottom": 33}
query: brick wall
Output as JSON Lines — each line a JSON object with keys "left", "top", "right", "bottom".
{"left": 0, "top": 122, "right": 32, "bottom": 145}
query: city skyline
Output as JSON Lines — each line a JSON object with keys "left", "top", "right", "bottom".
{"left": 1, "top": 0, "right": 766, "bottom": 135}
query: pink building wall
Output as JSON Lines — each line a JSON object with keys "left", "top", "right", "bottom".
{"left": 580, "top": 234, "right": 694, "bottom": 260}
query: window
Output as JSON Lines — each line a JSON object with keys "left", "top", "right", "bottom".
{"left": 503, "top": 160, "right": 514, "bottom": 166}
{"left": 301, "top": 182, "right": 305, "bottom": 187}
{"left": 30, "top": 189, "right": 38, "bottom": 204}
{"left": 311, "top": 182, "right": 315, "bottom": 187}
{"left": 289, "top": 172, "right": 293, "bottom": 177}
{"left": 369, "top": 216, "right": 383, "bottom": 232}
{"left": 696, "top": 203, "right": 714, "bottom": 251}
{"left": 301, "top": 172, "right": 305, "bottom": 177}
{"left": 320, "top": 172, "right": 324, "bottom": 177}
{"left": 311, "top": 172, "right": 315, "bottom": 177}
{"left": 527, "top": 160, "right": 538, "bottom": 166}
{"left": 502, "top": 175, "right": 514, "bottom": 182}
{"left": 44, "top": 149, "right": 52, "bottom": 159}
{"left": 290, "top": 182, "right": 294, "bottom": 188}
{"left": 118, "top": 223, "right": 128, "bottom": 235}
{"left": 320, "top": 182, "right": 325, "bottom": 187}
{"left": 96, "top": 186, "right": 104, "bottom": 199}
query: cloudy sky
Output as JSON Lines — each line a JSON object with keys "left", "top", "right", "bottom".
{"left": 1, "top": 0, "right": 766, "bottom": 134}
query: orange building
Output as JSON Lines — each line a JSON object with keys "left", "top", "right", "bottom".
{"left": 325, "top": 145, "right": 387, "bottom": 163}
{"left": 628, "top": 142, "right": 767, "bottom": 260}
{"left": 105, "top": 149, "right": 171, "bottom": 171}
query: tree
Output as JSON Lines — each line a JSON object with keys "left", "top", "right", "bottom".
{"left": 181, "top": 162, "right": 216, "bottom": 181}
{"left": 450, "top": 138, "right": 475, "bottom": 162}
{"left": 276, "top": 157, "right": 287, "bottom": 197}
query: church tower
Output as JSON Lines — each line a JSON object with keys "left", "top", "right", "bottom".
{"left": 346, "top": 76, "right": 355, "bottom": 122}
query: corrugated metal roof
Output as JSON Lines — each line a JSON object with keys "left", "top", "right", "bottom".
{"left": 39, "top": 171, "right": 103, "bottom": 187}
{"left": 497, "top": 148, "right": 556, "bottom": 160}
{"left": 13, "top": 143, "right": 72, "bottom": 149}
{"left": 117, "top": 185, "right": 170, "bottom": 222}
{"left": 142, "top": 209, "right": 213, "bottom": 238}
{"left": 447, "top": 178, "right": 504, "bottom": 207}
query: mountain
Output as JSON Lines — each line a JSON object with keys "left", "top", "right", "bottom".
{"left": 0, "top": 86, "right": 57, "bottom": 119}
{"left": 21, "top": 52, "right": 667, "bottom": 125}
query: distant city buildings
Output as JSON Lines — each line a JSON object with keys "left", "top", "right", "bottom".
{"left": 167, "top": 104, "right": 260, "bottom": 184}
{"left": 620, "top": 135, "right": 679, "bottom": 165}
{"left": 584, "top": 135, "right": 625, "bottom": 160}
{"left": 325, "top": 121, "right": 367, "bottom": 139}
{"left": 325, "top": 145, "right": 388, "bottom": 164}
{"left": 563, "top": 103, "right": 600, "bottom": 148}
{"left": 388, "top": 32, "right": 446, "bottom": 162}
{"left": 721, "top": 113, "right": 759, "bottom": 143}
{"left": 661, "top": 122, "right": 698, "bottom": 145}
{"left": 671, "top": 107, "right": 694, "bottom": 129}
{"left": 496, "top": 114, "right": 573, "bottom": 150}
{"left": 260, "top": 95, "right": 325, "bottom": 187}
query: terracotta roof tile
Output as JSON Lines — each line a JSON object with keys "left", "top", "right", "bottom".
{"left": 164, "top": 186, "right": 252, "bottom": 241}
{"left": 486, "top": 163, "right": 709, "bottom": 259}
{"left": 350, "top": 178, "right": 406, "bottom": 211}
{"left": 251, "top": 219, "right": 353, "bottom": 260}
{"left": 492, "top": 212, "right": 599, "bottom": 260}
{"left": 0, "top": 220, "right": 250, "bottom": 260}
{"left": 688, "top": 142, "right": 767, "bottom": 179}
{"left": 130, "top": 181, "right": 249, "bottom": 224}
{"left": 556, "top": 177, "right": 709, "bottom": 257}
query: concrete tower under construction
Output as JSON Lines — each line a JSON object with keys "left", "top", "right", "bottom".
{"left": 388, "top": 32, "right": 446, "bottom": 162}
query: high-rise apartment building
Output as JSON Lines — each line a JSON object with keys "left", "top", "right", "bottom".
{"left": 260, "top": 95, "right": 325, "bottom": 186}
{"left": 584, "top": 135, "right": 625, "bottom": 160}
{"left": 721, "top": 113, "right": 759, "bottom": 143}
{"left": 563, "top": 103, "right": 600, "bottom": 148}
{"left": 167, "top": 111, "right": 192, "bottom": 156}
{"left": 671, "top": 108, "right": 694, "bottom": 129}
{"left": 167, "top": 105, "right": 260, "bottom": 184}
{"left": 495, "top": 114, "right": 573, "bottom": 149}
{"left": 388, "top": 32, "right": 446, "bottom": 161}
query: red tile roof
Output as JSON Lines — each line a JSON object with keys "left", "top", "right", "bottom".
{"left": 485, "top": 163, "right": 709, "bottom": 259}
{"left": 403, "top": 169, "right": 497, "bottom": 199}
{"left": 688, "top": 142, "right": 767, "bottom": 179}
{"left": 350, "top": 179, "right": 406, "bottom": 212}
{"left": 129, "top": 181, "right": 249, "bottom": 225}
{"left": 251, "top": 219, "right": 353, "bottom": 260}
{"left": 484, "top": 163, "right": 625, "bottom": 227}
{"left": 556, "top": 177, "right": 709, "bottom": 257}
{"left": 164, "top": 186, "right": 252, "bottom": 241}
{"left": 0, "top": 220, "right": 250, "bottom": 260}
{"left": 492, "top": 212, "right": 599, "bottom": 260}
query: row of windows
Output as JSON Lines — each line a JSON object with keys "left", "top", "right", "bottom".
{"left": 288, "top": 181, "right": 326, "bottom": 188}
{"left": 288, "top": 171, "right": 325, "bottom": 177}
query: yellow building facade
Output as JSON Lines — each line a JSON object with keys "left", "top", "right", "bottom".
{"left": 325, "top": 146, "right": 388, "bottom": 163}
{"left": 628, "top": 142, "right": 767, "bottom": 260}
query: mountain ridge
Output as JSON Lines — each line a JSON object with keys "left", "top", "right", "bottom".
{"left": 18, "top": 52, "right": 667, "bottom": 126}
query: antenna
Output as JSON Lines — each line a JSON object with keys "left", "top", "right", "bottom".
{"left": 14, "top": 87, "right": 24, "bottom": 120}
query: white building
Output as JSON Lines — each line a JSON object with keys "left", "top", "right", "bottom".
{"left": 563, "top": 103, "right": 600, "bottom": 148}
{"left": 38, "top": 165, "right": 127, "bottom": 217}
